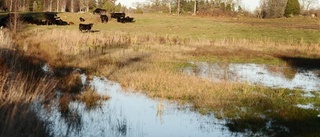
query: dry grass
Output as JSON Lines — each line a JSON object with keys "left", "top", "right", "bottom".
{"left": 0, "top": 29, "right": 14, "bottom": 48}
{"left": 58, "top": 70, "right": 83, "bottom": 93}
{"left": 76, "top": 87, "right": 110, "bottom": 109}
{"left": 0, "top": 29, "right": 57, "bottom": 137}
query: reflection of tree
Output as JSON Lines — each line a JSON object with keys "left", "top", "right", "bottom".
{"left": 281, "top": 67, "right": 297, "bottom": 79}
{"left": 156, "top": 100, "right": 164, "bottom": 124}
{"left": 266, "top": 65, "right": 297, "bottom": 80}
{"left": 62, "top": 109, "right": 83, "bottom": 136}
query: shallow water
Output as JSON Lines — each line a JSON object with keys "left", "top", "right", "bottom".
{"left": 184, "top": 62, "right": 320, "bottom": 92}
{"left": 34, "top": 76, "right": 247, "bottom": 137}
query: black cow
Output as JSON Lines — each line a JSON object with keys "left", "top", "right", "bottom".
{"left": 100, "top": 15, "right": 108, "bottom": 23}
{"left": 117, "top": 16, "right": 135, "bottom": 23}
{"left": 125, "top": 16, "right": 135, "bottom": 22}
{"left": 111, "top": 12, "right": 125, "bottom": 19}
{"left": 79, "top": 17, "right": 85, "bottom": 22}
{"left": 93, "top": 8, "right": 107, "bottom": 15}
{"left": 79, "top": 23, "right": 93, "bottom": 32}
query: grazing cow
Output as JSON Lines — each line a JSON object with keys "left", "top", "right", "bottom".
{"left": 117, "top": 16, "right": 135, "bottom": 23}
{"left": 100, "top": 15, "right": 108, "bottom": 23}
{"left": 93, "top": 8, "right": 107, "bottom": 15}
{"left": 79, "top": 17, "right": 85, "bottom": 22}
{"left": 111, "top": 12, "right": 125, "bottom": 19}
{"left": 79, "top": 23, "right": 93, "bottom": 32}
{"left": 125, "top": 16, "right": 134, "bottom": 22}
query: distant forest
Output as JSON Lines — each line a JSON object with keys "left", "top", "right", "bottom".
{"left": 0, "top": 0, "right": 319, "bottom": 18}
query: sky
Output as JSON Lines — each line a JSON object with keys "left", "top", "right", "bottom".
{"left": 117, "top": 0, "right": 320, "bottom": 11}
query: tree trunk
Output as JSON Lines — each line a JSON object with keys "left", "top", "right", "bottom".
{"left": 168, "top": 0, "right": 171, "bottom": 14}
{"left": 86, "top": 0, "right": 89, "bottom": 12}
{"left": 56, "top": 0, "right": 60, "bottom": 12}
{"left": 49, "top": 0, "right": 53, "bottom": 11}
{"left": 193, "top": 0, "right": 197, "bottom": 15}
{"left": 61, "top": 0, "right": 66, "bottom": 12}
{"left": 9, "top": 0, "right": 13, "bottom": 11}
{"left": 177, "top": 0, "right": 180, "bottom": 15}
{"left": 70, "top": 0, "right": 74, "bottom": 12}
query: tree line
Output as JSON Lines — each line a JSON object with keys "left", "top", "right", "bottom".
{"left": 138, "top": 0, "right": 319, "bottom": 18}
{"left": 0, "top": 0, "right": 125, "bottom": 12}
{"left": 0, "top": 0, "right": 319, "bottom": 18}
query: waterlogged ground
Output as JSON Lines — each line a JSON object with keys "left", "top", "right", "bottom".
{"left": 32, "top": 63, "right": 320, "bottom": 136}
{"left": 33, "top": 76, "right": 249, "bottom": 137}
{"left": 184, "top": 62, "right": 320, "bottom": 92}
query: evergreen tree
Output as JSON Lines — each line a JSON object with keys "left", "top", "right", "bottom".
{"left": 285, "top": 0, "right": 301, "bottom": 17}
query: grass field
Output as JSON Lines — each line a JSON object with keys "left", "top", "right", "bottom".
{"left": 2, "top": 12, "right": 320, "bottom": 136}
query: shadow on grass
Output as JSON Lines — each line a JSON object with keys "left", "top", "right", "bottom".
{"left": 0, "top": 48, "right": 48, "bottom": 79}
{"left": 106, "top": 54, "right": 150, "bottom": 77}
{"left": 278, "top": 56, "right": 320, "bottom": 70}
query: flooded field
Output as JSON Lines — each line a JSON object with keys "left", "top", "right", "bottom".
{"left": 33, "top": 76, "right": 248, "bottom": 137}
{"left": 30, "top": 63, "right": 320, "bottom": 137}
{"left": 184, "top": 62, "right": 320, "bottom": 92}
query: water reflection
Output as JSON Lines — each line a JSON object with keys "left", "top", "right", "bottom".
{"left": 35, "top": 76, "right": 242, "bottom": 137}
{"left": 184, "top": 62, "right": 320, "bottom": 92}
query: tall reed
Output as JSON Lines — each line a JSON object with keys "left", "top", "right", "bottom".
{"left": 0, "top": 29, "right": 58, "bottom": 137}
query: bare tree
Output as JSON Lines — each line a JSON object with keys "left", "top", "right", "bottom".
{"left": 260, "top": 0, "right": 288, "bottom": 18}
{"left": 6, "top": 0, "right": 23, "bottom": 33}
{"left": 299, "top": 0, "right": 317, "bottom": 10}
{"left": 79, "top": 0, "right": 90, "bottom": 12}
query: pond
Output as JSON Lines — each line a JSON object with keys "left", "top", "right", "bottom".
{"left": 184, "top": 62, "right": 320, "bottom": 92}
{"left": 33, "top": 76, "right": 248, "bottom": 137}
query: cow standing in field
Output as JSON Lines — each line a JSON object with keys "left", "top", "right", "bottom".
{"left": 100, "top": 15, "right": 108, "bottom": 23}
{"left": 79, "top": 23, "right": 93, "bottom": 32}
{"left": 117, "top": 16, "right": 135, "bottom": 23}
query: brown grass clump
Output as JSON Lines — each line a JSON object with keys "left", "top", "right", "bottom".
{"left": 58, "top": 70, "right": 83, "bottom": 93}
{"left": 76, "top": 87, "right": 110, "bottom": 109}
{"left": 0, "top": 29, "right": 14, "bottom": 48}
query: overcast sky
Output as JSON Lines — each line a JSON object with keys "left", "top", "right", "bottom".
{"left": 116, "top": 0, "right": 320, "bottom": 11}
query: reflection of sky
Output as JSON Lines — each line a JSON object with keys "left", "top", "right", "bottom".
{"left": 36, "top": 76, "right": 239, "bottom": 137}
{"left": 185, "top": 62, "right": 320, "bottom": 92}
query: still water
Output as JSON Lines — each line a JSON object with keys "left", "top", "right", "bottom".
{"left": 34, "top": 76, "right": 244, "bottom": 137}
{"left": 184, "top": 62, "right": 320, "bottom": 92}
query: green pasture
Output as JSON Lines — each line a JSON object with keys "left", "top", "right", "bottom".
{"left": 56, "top": 12, "right": 320, "bottom": 44}
{"left": 1, "top": 12, "right": 315, "bottom": 44}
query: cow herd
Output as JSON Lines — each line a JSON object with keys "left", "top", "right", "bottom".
{"left": 79, "top": 8, "right": 135, "bottom": 32}
{"left": 0, "top": 8, "right": 135, "bottom": 33}
{"left": 0, "top": 12, "right": 69, "bottom": 27}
